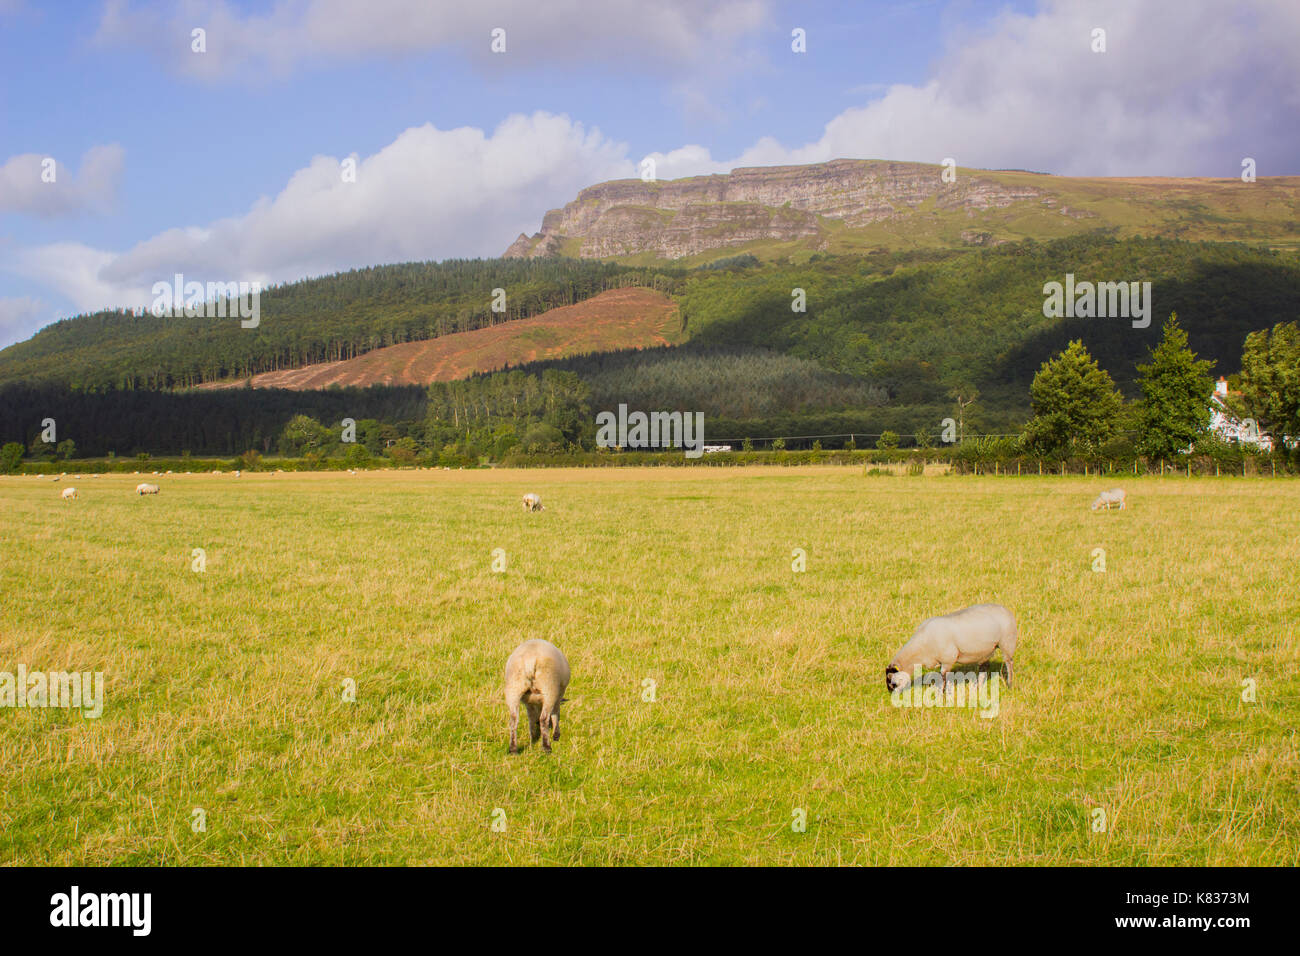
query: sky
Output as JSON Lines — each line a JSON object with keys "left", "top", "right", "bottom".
{"left": 1, "top": 0, "right": 1297, "bottom": 348}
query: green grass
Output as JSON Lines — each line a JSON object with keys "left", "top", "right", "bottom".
{"left": 1, "top": 468, "right": 1296, "bottom": 865}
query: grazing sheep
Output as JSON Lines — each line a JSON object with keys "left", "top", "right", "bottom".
{"left": 504, "top": 639, "right": 570, "bottom": 754}
{"left": 61, "top": 487, "right": 78, "bottom": 501}
{"left": 1091, "top": 488, "right": 1127, "bottom": 511}
{"left": 135, "top": 482, "right": 160, "bottom": 495}
{"left": 521, "top": 493, "right": 544, "bottom": 512}
{"left": 886, "top": 603, "right": 1017, "bottom": 691}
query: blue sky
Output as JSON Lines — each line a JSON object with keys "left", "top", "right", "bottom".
{"left": 1, "top": 0, "right": 1296, "bottom": 347}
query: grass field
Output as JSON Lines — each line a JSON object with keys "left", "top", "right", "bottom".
{"left": 1, "top": 467, "right": 1296, "bottom": 865}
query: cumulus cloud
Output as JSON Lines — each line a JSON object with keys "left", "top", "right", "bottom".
{"left": 0, "top": 145, "right": 124, "bottom": 218}
{"left": 646, "top": 0, "right": 1300, "bottom": 178}
{"left": 94, "top": 0, "right": 771, "bottom": 79}
{"left": 7, "top": 113, "right": 634, "bottom": 321}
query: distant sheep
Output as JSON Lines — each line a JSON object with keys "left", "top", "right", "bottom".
{"left": 886, "top": 603, "right": 1017, "bottom": 691}
{"left": 504, "top": 639, "right": 570, "bottom": 754}
{"left": 1091, "top": 488, "right": 1126, "bottom": 511}
{"left": 521, "top": 493, "right": 544, "bottom": 512}
{"left": 61, "top": 487, "right": 78, "bottom": 501}
{"left": 135, "top": 482, "right": 160, "bottom": 495}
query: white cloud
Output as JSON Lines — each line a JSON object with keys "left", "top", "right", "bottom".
{"left": 94, "top": 0, "right": 771, "bottom": 79}
{"left": 6, "top": 113, "right": 634, "bottom": 323}
{"left": 652, "top": 0, "right": 1300, "bottom": 178}
{"left": 0, "top": 145, "right": 124, "bottom": 218}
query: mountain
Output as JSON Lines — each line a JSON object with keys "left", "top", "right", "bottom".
{"left": 503, "top": 159, "right": 1300, "bottom": 263}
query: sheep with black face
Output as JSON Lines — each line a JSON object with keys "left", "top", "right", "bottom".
{"left": 886, "top": 604, "right": 1017, "bottom": 692}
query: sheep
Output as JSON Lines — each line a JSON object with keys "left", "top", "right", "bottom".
{"left": 61, "top": 487, "right": 78, "bottom": 501}
{"left": 886, "top": 603, "right": 1017, "bottom": 692}
{"left": 135, "top": 482, "right": 160, "bottom": 495}
{"left": 1090, "top": 488, "right": 1126, "bottom": 511}
{"left": 234, "top": 470, "right": 241, "bottom": 478}
{"left": 521, "top": 492, "right": 544, "bottom": 512}
{"left": 504, "top": 639, "right": 570, "bottom": 754}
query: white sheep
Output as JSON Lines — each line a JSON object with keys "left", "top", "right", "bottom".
{"left": 61, "top": 487, "right": 78, "bottom": 501}
{"left": 521, "top": 492, "right": 544, "bottom": 512}
{"left": 886, "top": 603, "right": 1017, "bottom": 691}
{"left": 135, "top": 482, "right": 160, "bottom": 495}
{"left": 1091, "top": 488, "right": 1126, "bottom": 511}
{"left": 504, "top": 639, "right": 570, "bottom": 754}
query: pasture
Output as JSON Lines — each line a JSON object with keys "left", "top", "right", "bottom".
{"left": 0, "top": 467, "right": 1296, "bottom": 865}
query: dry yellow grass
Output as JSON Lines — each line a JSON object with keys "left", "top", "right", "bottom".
{"left": 0, "top": 467, "right": 1296, "bottom": 865}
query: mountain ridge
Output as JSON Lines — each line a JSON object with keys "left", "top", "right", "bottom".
{"left": 504, "top": 158, "right": 1300, "bottom": 262}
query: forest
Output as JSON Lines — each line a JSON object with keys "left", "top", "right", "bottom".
{"left": 0, "top": 258, "right": 684, "bottom": 391}
{"left": 1, "top": 234, "right": 1297, "bottom": 459}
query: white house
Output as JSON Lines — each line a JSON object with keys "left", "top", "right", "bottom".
{"left": 1209, "top": 377, "right": 1273, "bottom": 451}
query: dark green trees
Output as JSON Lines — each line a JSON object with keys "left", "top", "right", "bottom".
{"left": 1239, "top": 321, "right": 1300, "bottom": 442}
{"left": 1134, "top": 313, "right": 1214, "bottom": 460}
{"left": 1022, "top": 340, "right": 1122, "bottom": 457}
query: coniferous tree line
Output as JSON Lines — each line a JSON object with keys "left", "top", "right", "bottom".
{"left": 0, "top": 259, "right": 685, "bottom": 391}
{"left": 1, "top": 236, "right": 1297, "bottom": 465}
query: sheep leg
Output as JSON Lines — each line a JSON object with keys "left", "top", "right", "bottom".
{"left": 539, "top": 705, "right": 552, "bottom": 753}
{"left": 508, "top": 701, "right": 520, "bottom": 755}
{"left": 527, "top": 702, "right": 542, "bottom": 743}
{"left": 551, "top": 706, "right": 561, "bottom": 741}
{"left": 1003, "top": 657, "right": 1014, "bottom": 688}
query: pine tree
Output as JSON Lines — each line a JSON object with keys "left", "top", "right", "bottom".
{"left": 1135, "top": 313, "right": 1214, "bottom": 460}
{"left": 1022, "top": 340, "right": 1122, "bottom": 456}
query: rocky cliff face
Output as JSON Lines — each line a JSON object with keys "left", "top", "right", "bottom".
{"left": 504, "top": 159, "right": 1046, "bottom": 260}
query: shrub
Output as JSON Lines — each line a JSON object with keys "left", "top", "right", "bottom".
{"left": 0, "top": 442, "right": 23, "bottom": 474}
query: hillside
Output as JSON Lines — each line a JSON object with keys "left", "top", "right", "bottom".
{"left": 504, "top": 159, "right": 1300, "bottom": 264}
{"left": 201, "top": 288, "right": 682, "bottom": 390}
{"left": 0, "top": 259, "right": 682, "bottom": 391}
